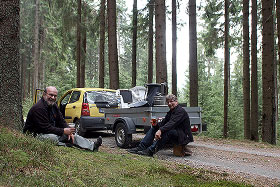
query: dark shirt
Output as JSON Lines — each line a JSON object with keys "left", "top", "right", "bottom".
{"left": 23, "top": 98, "right": 68, "bottom": 136}
{"left": 159, "top": 104, "right": 194, "bottom": 145}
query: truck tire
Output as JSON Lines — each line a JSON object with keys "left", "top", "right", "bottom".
{"left": 75, "top": 119, "right": 86, "bottom": 137}
{"left": 115, "top": 122, "right": 132, "bottom": 148}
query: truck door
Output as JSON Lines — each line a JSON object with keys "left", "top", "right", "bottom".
{"left": 33, "top": 89, "right": 44, "bottom": 105}
{"left": 64, "top": 91, "right": 81, "bottom": 122}
{"left": 58, "top": 91, "right": 72, "bottom": 122}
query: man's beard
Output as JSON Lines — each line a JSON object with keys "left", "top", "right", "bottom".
{"left": 44, "top": 96, "right": 55, "bottom": 106}
{"left": 46, "top": 100, "right": 55, "bottom": 106}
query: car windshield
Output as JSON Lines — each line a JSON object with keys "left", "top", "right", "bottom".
{"left": 86, "top": 91, "right": 119, "bottom": 105}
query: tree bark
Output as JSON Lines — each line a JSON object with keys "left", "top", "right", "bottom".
{"left": 189, "top": 0, "right": 198, "bottom": 106}
{"left": 262, "top": 0, "right": 276, "bottom": 144}
{"left": 80, "top": 2, "right": 87, "bottom": 88}
{"left": 132, "top": 0, "right": 137, "bottom": 87}
{"left": 250, "top": 0, "right": 259, "bottom": 141}
{"left": 99, "top": 0, "right": 106, "bottom": 88}
{"left": 76, "top": 0, "right": 82, "bottom": 88}
{"left": 39, "top": 15, "right": 45, "bottom": 89}
{"left": 107, "top": 0, "right": 119, "bottom": 89}
{"left": 172, "top": 0, "right": 177, "bottom": 96}
{"left": 155, "top": 0, "right": 167, "bottom": 84}
{"left": 243, "top": 0, "right": 250, "bottom": 139}
{"left": 276, "top": 0, "right": 280, "bottom": 122}
{"left": 0, "top": 0, "right": 23, "bottom": 129}
{"left": 33, "top": 0, "right": 40, "bottom": 93}
{"left": 224, "top": 0, "right": 230, "bottom": 138}
{"left": 21, "top": 54, "right": 27, "bottom": 100}
{"left": 148, "top": 0, "right": 154, "bottom": 84}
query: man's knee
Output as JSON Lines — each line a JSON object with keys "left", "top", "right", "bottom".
{"left": 37, "top": 133, "right": 60, "bottom": 143}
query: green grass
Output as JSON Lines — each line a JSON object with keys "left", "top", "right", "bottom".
{"left": 0, "top": 127, "right": 251, "bottom": 187}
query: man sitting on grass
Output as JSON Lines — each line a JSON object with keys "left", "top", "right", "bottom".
{"left": 23, "top": 86, "right": 102, "bottom": 151}
{"left": 127, "top": 94, "right": 193, "bottom": 157}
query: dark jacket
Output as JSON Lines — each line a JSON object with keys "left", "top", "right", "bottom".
{"left": 159, "top": 105, "right": 194, "bottom": 145}
{"left": 23, "top": 98, "right": 68, "bottom": 136}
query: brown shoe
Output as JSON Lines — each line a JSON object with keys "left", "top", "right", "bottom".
{"left": 184, "top": 146, "right": 192, "bottom": 156}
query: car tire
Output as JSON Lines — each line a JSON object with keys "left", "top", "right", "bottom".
{"left": 115, "top": 122, "right": 132, "bottom": 148}
{"left": 75, "top": 119, "right": 86, "bottom": 137}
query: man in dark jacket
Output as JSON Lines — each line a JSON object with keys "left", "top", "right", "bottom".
{"left": 127, "top": 94, "right": 193, "bottom": 156}
{"left": 23, "top": 86, "right": 102, "bottom": 151}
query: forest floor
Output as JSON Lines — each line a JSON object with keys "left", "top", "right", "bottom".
{"left": 89, "top": 131, "right": 280, "bottom": 187}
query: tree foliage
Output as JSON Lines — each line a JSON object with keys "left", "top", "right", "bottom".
{"left": 18, "top": 0, "right": 280, "bottom": 143}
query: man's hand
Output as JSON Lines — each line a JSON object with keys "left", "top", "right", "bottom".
{"left": 64, "top": 128, "right": 75, "bottom": 135}
{"left": 64, "top": 128, "right": 75, "bottom": 144}
{"left": 68, "top": 134, "right": 75, "bottom": 144}
{"left": 155, "top": 130, "right": 162, "bottom": 140}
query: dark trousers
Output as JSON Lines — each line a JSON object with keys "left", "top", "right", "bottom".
{"left": 138, "top": 126, "right": 178, "bottom": 152}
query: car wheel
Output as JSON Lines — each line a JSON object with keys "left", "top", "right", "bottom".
{"left": 75, "top": 119, "right": 86, "bottom": 137}
{"left": 115, "top": 122, "right": 132, "bottom": 148}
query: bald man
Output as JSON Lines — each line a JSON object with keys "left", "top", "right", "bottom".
{"left": 23, "top": 86, "right": 102, "bottom": 151}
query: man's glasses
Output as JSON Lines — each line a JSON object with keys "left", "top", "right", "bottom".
{"left": 46, "top": 92, "right": 57, "bottom": 98}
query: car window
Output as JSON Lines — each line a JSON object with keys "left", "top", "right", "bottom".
{"left": 86, "top": 91, "right": 119, "bottom": 104}
{"left": 60, "top": 92, "right": 72, "bottom": 105}
{"left": 69, "top": 91, "right": 81, "bottom": 104}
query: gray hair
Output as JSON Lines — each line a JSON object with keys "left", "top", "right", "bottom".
{"left": 44, "top": 86, "right": 57, "bottom": 93}
{"left": 166, "top": 94, "right": 177, "bottom": 102}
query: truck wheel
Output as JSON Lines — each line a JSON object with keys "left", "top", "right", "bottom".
{"left": 75, "top": 119, "right": 86, "bottom": 137}
{"left": 115, "top": 122, "right": 132, "bottom": 148}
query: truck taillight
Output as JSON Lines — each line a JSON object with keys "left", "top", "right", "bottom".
{"left": 81, "top": 103, "right": 90, "bottom": 116}
{"left": 150, "top": 117, "right": 163, "bottom": 126}
{"left": 191, "top": 125, "right": 199, "bottom": 132}
{"left": 150, "top": 118, "right": 157, "bottom": 126}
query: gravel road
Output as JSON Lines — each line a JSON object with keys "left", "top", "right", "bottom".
{"left": 88, "top": 131, "right": 280, "bottom": 187}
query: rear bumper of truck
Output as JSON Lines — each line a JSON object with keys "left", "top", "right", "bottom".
{"left": 80, "top": 116, "right": 108, "bottom": 131}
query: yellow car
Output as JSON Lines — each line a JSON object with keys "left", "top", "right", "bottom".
{"left": 57, "top": 88, "right": 119, "bottom": 136}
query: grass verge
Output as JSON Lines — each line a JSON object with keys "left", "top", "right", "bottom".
{"left": 0, "top": 127, "right": 251, "bottom": 187}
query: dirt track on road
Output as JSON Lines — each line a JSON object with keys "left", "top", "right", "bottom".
{"left": 89, "top": 132, "right": 280, "bottom": 187}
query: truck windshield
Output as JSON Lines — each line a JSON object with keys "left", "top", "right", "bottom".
{"left": 86, "top": 91, "right": 119, "bottom": 105}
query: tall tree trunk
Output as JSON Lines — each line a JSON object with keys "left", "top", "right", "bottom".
{"left": 39, "top": 15, "right": 45, "bottom": 89}
{"left": 99, "top": 0, "right": 106, "bottom": 88}
{"left": 250, "top": 0, "right": 259, "bottom": 141}
{"left": 148, "top": 0, "right": 154, "bottom": 83}
{"left": 243, "top": 0, "right": 250, "bottom": 139}
{"left": 189, "top": 0, "right": 198, "bottom": 107}
{"left": 33, "top": 0, "right": 40, "bottom": 93}
{"left": 107, "top": 0, "right": 119, "bottom": 89}
{"left": 172, "top": 0, "right": 177, "bottom": 96}
{"left": 76, "top": 0, "right": 82, "bottom": 88}
{"left": 262, "top": 0, "right": 276, "bottom": 144}
{"left": 276, "top": 0, "right": 280, "bottom": 121}
{"left": 0, "top": 0, "right": 23, "bottom": 129}
{"left": 28, "top": 61, "right": 31, "bottom": 96}
{"left": 155, "top": 0, "right": 167, "bottom": 84}
{"left": 80, "top": 3, "right": 87, "bottom": 88}
{"left": 132, "top": 0, "right": 138, "bottom": 87}
{"left": 277, "top": 0, "right": 280, "bottom": 82}
{"left": 224, "top": 0, "right": 230, "bottom": 138}
{"left": 22, "top": 54, "right": 27, "bottom": 100}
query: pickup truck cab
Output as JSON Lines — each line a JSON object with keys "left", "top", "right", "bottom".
{"left": 57, "top": 88, "right": 119, "bottom": 136}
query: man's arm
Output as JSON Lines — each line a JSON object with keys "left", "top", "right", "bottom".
{"left": 159, "top": 108, "right": 186, "bottom": 133}
{"left": 32, "top": 108, "right": 65, "bottom": 136}
{"left": 55, "top": 104, "right": 68, "bottom": 128}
